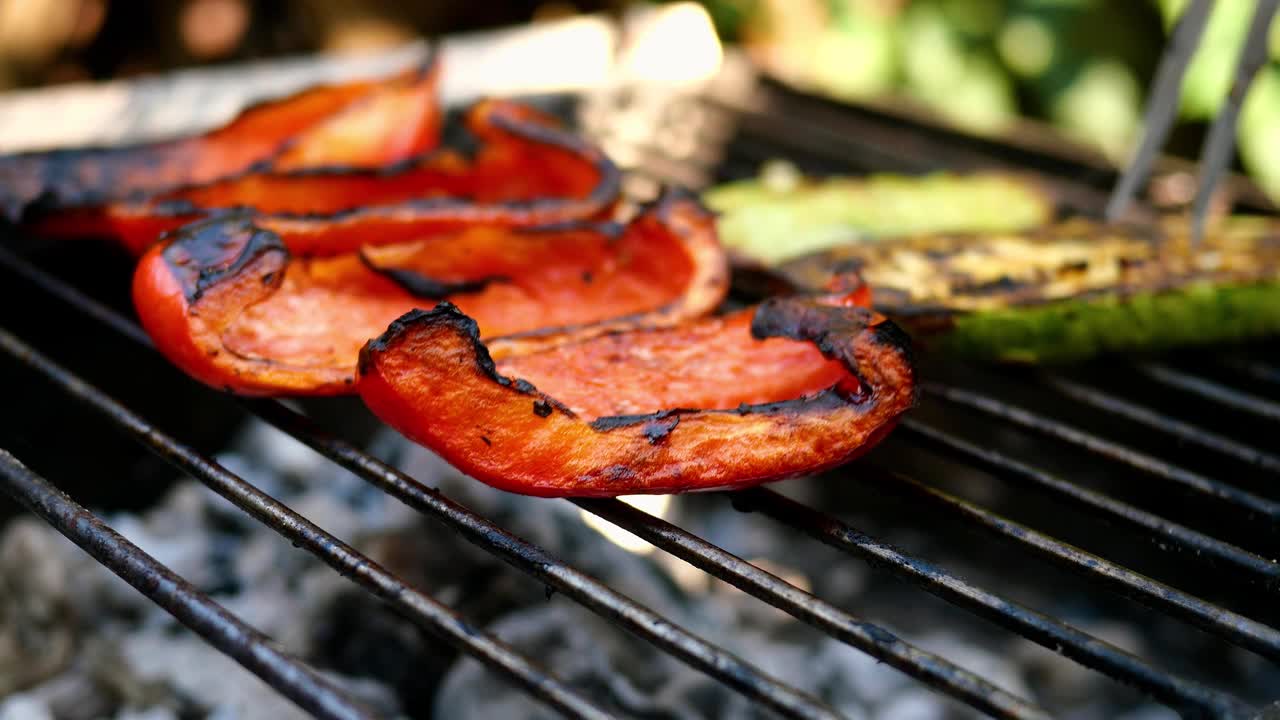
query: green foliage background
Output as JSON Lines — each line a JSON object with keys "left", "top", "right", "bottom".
{"left": 691, "top": 0, "right": 1280, "bottom": 201}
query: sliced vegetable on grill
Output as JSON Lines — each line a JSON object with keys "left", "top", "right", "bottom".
{"left": 703, "top": 160, "right": 1055, "bottom": 265}
{"left": 35, "top": 99, "right": 617, "bottom": 257}
{"left": 1, "top": 56, "right": 442, "bottom": 224}
{"left": 132, "top": 190, "right": 727, "bottom": 395}
{"left": 776, "top": 215, "right": 1280, "bottom": 362}
{"left": 356, "top": 291, "right": 916, "bottom": 497}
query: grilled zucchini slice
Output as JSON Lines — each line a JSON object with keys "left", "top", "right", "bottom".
{"left": 703, "top": 161, "right": 1056, "bottom": 265}
{"left": 778, "top": 215, "right": 1280, "bottom": 362}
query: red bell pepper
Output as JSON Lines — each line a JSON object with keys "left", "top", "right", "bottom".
{"left": 36, "top": 99, "right": 619, "bottom": 256}
{"left": 356, "top": 291, "right": 916, "bottom": 497}
{"left": 2, "top": 55, "right": 442, "bottom": 225}
{"left": 132, "top": 190, "right": 726, "bottom": 396}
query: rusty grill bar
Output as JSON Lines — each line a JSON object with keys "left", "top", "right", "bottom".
{"left": 0, "top": 318, "right": 614, "bottom": 720}
{"left": 0, "top": 451, "right": 379, "bottom": 720}
{"left": 1, "top": 78, "right": 1278, "bottom": 720}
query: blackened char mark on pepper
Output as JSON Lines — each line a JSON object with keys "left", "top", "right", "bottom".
{"left": 751, "top": 297, "right": 916, "bottom": 403}
{"left": 204, "top": 116, "right": 617, "bottom": 220}
{"left": 601, "top": 464, "right": 638, "bottom": 484}
{"left": 357, "top": 302, "right": 576, "bottom": 418}
{"left": 729, "top": 263, "right": 802, "bottom": 301}
{"left": 642, "top": 415, "right": 680, "bottom": 444}
{"left": 487, "top": 307, "right": 659, "bottom": 343}
{"left": 589, "top": 409, "right": 693, "bottom": 444}
{"left": 361, "top": 304, "right": 478, "bottom": 375}
{"left": 2, "top": 140, "right": 192, "bottom": 222}
{"left": 514, "top": 218, "right": 624, "bottom": 238}
{"left": 868, "top": 319, "right": 915, "bottom": 366}
{"left": 148, "top": 199, "right": 206, "bottom": 218}
{"left": 501, "top": 185, "right": 709, "bottom": 243}
{"left": 486, "top": 105, "right": 622, "bottom": 215}
{"left": 161, "top": 214, "right": 289, "bottom": 303}
{"left": 642, "top": 186, "right": 715, "bottom": 224}
{"left": 356, "top": 248, "right": 509, "bottom": 299}
{"left": 585, "top": 390, "right": 858, "bottom": 441}
{"left": 729, "top": 387, "right": 852, "bottom": 415}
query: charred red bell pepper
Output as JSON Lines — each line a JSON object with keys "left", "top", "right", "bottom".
{"left": 132, "top": 190, "right": 727, "bottom": 396}
{"left": 35, "top": 99, "right": 618, "bottom": 257}
{"left": 1, "top": 55, "right": 441, "bottom": 224}
{"left": 355, "top": 292, "right": 916, "bottom": 497}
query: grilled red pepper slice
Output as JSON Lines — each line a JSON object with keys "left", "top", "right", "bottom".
{"left": 132, "top": 190, "right": 726, "bottom": 396}
{"left": 356, "top": 294, "right": 916, "bottom": 497}
{"left": 2, "top": 56, "right": 441, "bottom": 223}
{"left": 36, "top": 99, "right": 617, "bottom": 257}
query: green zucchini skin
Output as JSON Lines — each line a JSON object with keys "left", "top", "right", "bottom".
{"left": 703, "top": 164, "right": 1055, "bottom": 265}
{"left": 937, "top": 282, "right": 1280, "bottom": 363}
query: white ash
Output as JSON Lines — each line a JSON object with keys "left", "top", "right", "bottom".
{"left": 0, "top": 419, "right": 418, "bottom": 720}
{"left": 0, "top": 418, "right": 1269, "bottom": 719}
{"left": 391, "top": 442, "right": 1183, "bottom": 720}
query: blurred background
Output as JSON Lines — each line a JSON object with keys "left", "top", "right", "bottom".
{"left": 0, "top": 0, "right": 1278, "bottom": 201}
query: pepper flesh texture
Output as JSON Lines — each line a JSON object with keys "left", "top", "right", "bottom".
{"left": 356, "top": 296, "right": 916, "bottom": 497}
{"left": 35, "top": 99, "right": 616, "bottom": 257}
{"left": 131, "top": 191, "right": 727, "bottom": 396}
{"left": 702, "top": 166, "right": 1055, "bottom": 265}
{"left": 1, "top": 57, "right": 441, "bottom": 224}
{"left": 776, "top": 215, "right": 1280, "bottom": 362}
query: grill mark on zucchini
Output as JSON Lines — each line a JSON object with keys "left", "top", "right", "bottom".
{"left": 781, "top": 217, "right": 1280, "bottom": 313}
{"left": 778, "top": 216, "right": 1280, "bottom": 362}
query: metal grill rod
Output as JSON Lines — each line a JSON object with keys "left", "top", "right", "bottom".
{"left": 573, "top": 498, "right": 1052, "bottom": 720}
{"left": 1104, "top": 0, "right": 1212, "bottom": 222}
{"left": 0, "top": 450, "right": 379, "bottom": 720}
{"left": 1041, "top": 375, "right": 1280, "bottom": 477}
{"left": 899, "top": 418, "right": 1280, "bottom": 585}
{"left": 247, "top": 400, "right": 843, "bottom": 720}
{"left": 1219, "top": 359, "right": 1280, "bottom": 388}
{"left": 921, "top": 382, "right": 1280, "bottom": 526}
{"left": 0, "top": 248, "right": 843, "bottom": 720}
{"left": 0, "top": 246, "right": 153, "bottom": 346}
{"left": 1138, "top": 363, "right": 1280, "bottom": 424}
{"left": 870, "top": 468, "right": 1280, "bottom": 663}
{"left": 0, "top": 326, "right": 615, "bottom": 720}
{"left": 730, "top": 486, "right": 1256, "bottom": 720}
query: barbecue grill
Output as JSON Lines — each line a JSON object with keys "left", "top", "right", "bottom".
{"left": 2, "top": 24, "right": 1279, "bottom": 720}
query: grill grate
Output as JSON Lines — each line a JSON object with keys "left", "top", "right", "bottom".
{"left": 919, "top": 382, "right": 1280, "bottom": 524}
{"left": 0, "top": 450, "right": 377, "bottom": 720}
{"left": 0, "top": 317, "right": 615, "bottom": 720}
{"left": 897, "top": 417, "right": 1280, "bottom": 584}
{"left": 1, "top": 74, "right": 1278, "bottom": 720}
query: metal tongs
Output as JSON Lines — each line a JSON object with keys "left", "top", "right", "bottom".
{"left": 1106, "top": 0, "right": 1279, "bottom": 241}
